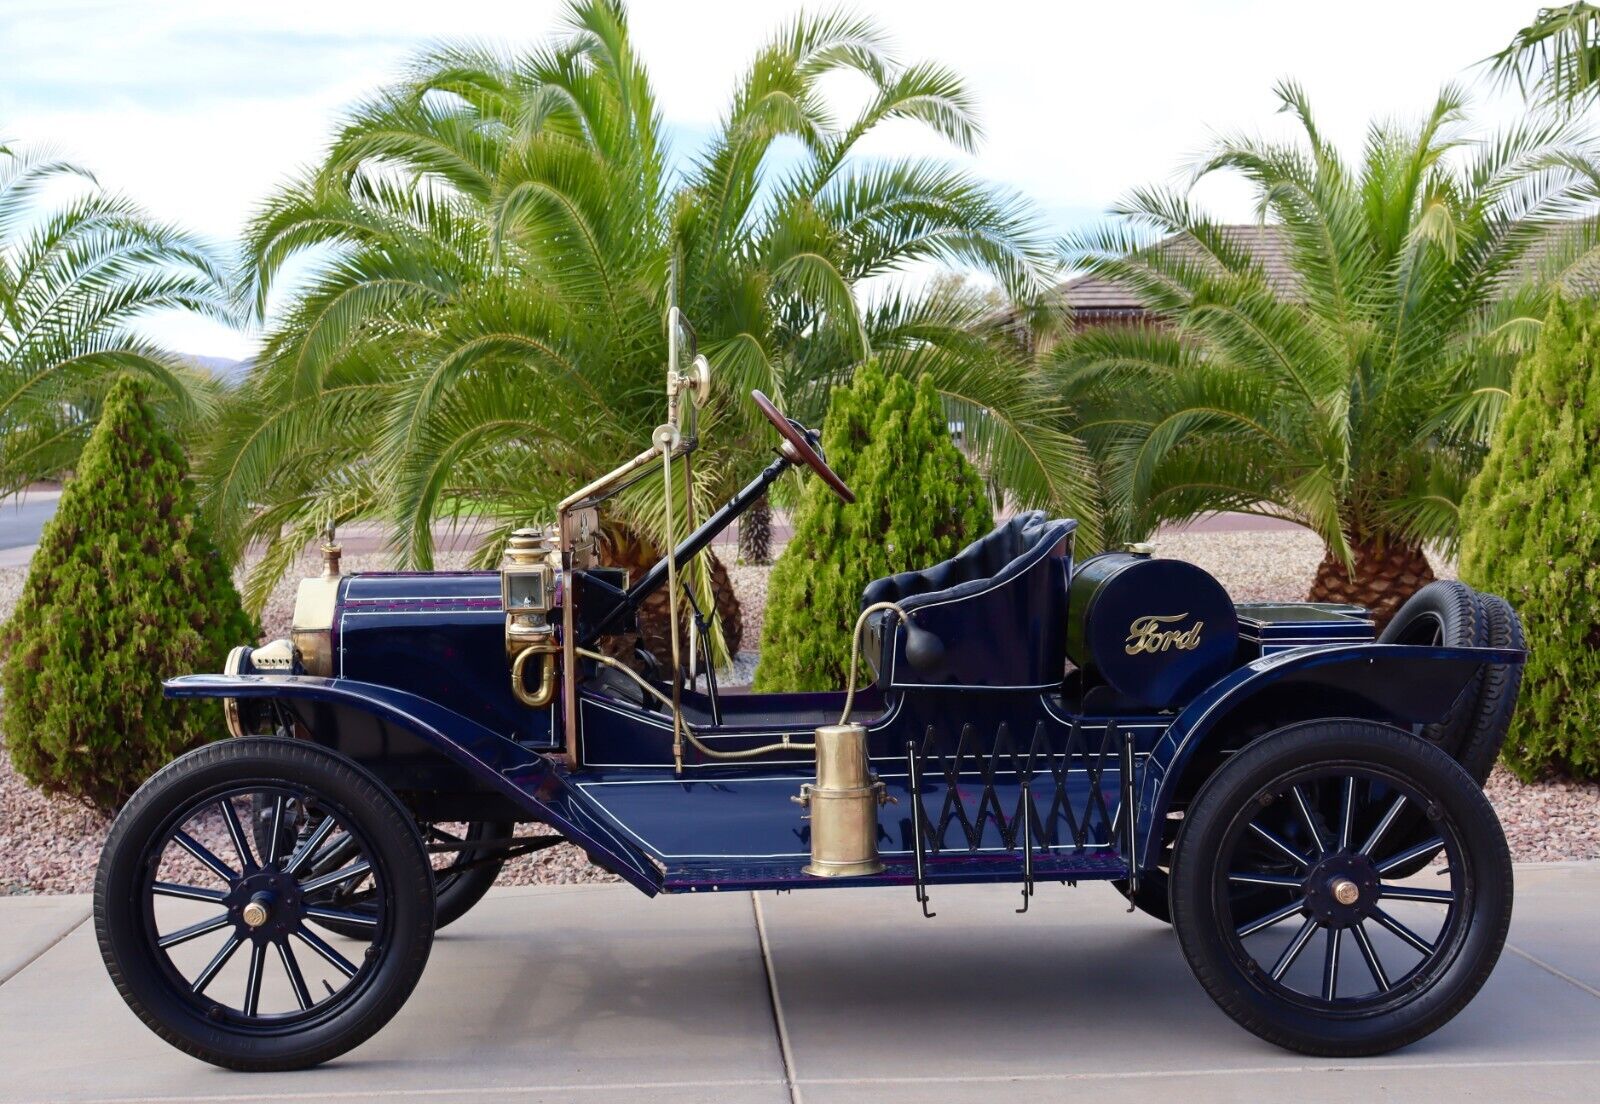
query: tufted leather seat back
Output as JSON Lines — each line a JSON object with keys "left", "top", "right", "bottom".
{"left": 860, "top": 511, "right": 1076, "bottom": 690}
{"left": 862, "top": 512, "right": 1055, "bottom": 607}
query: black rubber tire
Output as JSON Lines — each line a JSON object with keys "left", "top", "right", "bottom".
{"left": 1455, "top": 593, "right": 1526, "bottom": 786}
{"left": 1169, "top": 720, "right": 1512, "bottom": 1057}
{"left": 95, "top": 737, "right": 436, "bottom": 1070}
{"left": 1378, "top": 581, "right": 1488, "bottom": 757}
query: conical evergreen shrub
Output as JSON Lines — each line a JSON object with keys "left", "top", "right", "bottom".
{"left": 754, "top": 364, "right": 993, "bottom": 691}
{"left": 2, "top": 377, "right": 255, "bottom": 812}
{"left": 1460, "top": 296, "right": 1600, "bottom": 780}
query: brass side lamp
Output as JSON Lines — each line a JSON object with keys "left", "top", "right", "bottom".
{"left": 503, "top": 527, "right": 559, "bottom": 708}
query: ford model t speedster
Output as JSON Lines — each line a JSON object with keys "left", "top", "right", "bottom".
{"left": 96, "top": 314, "right": 1528, "bottom": 1069}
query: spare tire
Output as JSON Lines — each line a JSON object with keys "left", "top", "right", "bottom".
{"left": 1455, "top": 592, "right": 1526, "bottom": 785}
{"left": 1379, "top": 581, "right": 1488, "bottom": 758}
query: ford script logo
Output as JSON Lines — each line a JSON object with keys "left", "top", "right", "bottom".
{"left": 1125, "top": 613, "right": 1204, "bottom": 655}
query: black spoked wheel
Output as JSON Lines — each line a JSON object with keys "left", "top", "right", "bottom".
{"left": 251, "top": 800, "right": 509, "bottom": 940}
{"left": 96, "top": 738, "right": 434, "bottom": 1070}
{"left": 1171, "top": 720, "right": 1512, "bottom": 1056}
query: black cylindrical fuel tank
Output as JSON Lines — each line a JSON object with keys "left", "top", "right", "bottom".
{"left": 1066, "top": 551, "right": 1239, "bottom": 709}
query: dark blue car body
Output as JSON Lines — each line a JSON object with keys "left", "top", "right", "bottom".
{"left": 166, "top": 514, "right": 1519, "bottom": 900}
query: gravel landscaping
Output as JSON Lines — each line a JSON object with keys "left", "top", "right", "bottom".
{"left": 2, "top": 526, "right": 1596, "bottom": 896}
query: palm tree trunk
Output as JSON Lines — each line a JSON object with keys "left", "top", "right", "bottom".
{"left": 598, "top": 523, "right": 745, "bottom": 660}
{"left": 737, "top": 494, "right": 773, "bottom": 565}
{"left": 1307, "top": 537, "right": 1434, "bottom": 630}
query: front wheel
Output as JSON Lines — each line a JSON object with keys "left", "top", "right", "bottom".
{"left": 95, "top": 737, "right": 436, "bottom": 1070}
{"left": 250, "top": 801, "right": 510, "bottom": 940}
{"left": 1169, "top": 720, "right": 1512, "bottom": 1057}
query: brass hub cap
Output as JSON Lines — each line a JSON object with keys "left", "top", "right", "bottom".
{"left": 224, "top": 870, "right": 302, "bottom": 940}
{"left": 1302, "top": 853, "right": 1380, "bottom": 928}
{"left": 241, "top": 894, "right": 271, "bottom": 929}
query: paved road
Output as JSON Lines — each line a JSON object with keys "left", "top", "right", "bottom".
{"left": 1, "top": 864, "right": 1597, "bottom": 1103}
{"left": 0, "top": 491, "right": 59, "bottom": 552}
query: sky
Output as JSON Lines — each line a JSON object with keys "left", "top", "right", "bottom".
{"left": 1, "top": 0, "right": 1535, "bottom": 360}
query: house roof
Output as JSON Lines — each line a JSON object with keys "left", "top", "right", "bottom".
{"left": 1055, "top": 221, "right": 1600, "bottom": 317}
{"left": 1056, "top": 225, "right": 1299, "bottom": 315}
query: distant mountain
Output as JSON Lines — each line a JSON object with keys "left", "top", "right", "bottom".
{"left": 188, "top": 356, "right": 253, "bottom": 386}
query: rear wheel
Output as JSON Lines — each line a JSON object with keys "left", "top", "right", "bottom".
{"left": 1455, "top": 593, "right": 1525, "bottom": 785}
{"left": 1170, "top": 720, "right": 1511, "bottom": 1056}
{"left": 1378, "top": 582, "right": 1487, "bottom": 758}
{"left": 95, "top": 737, "right": 435, "bottom": 1070}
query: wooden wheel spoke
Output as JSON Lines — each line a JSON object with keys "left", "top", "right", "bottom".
{"left": 1248, "top": 822, "right": 1311, "bottom": 869}
{"left": 157, "top": 913, "right": 232, "bottom": 949}
{"left": 1374, "top": 836, "right": 1445, "bottom": 875}
{"left": 1321, "top": 927, "right": 1343, "bottom": 1001}
{"left": 276, "top": 939, "right": 313, "bottom": 1011}
{"left": 174, "top": 830, "right": 237, "bottom": 884}
{"left": 242, "top": 941, "right": 267, "bottom": 1017}
{"left": 1358, "top": 793, "right": 1408, "bottom": 857}
{"left": 282, "top": 815, "right": 337, "bottom": 876}
{"left": 1352, "top": 922, "right": 1391, "bottom": 992}
{"left": 1236, "top": 898, "right": 1306, "bottom": 938}
{"left": 152, "top": 881, "right": 225, "bottom": 904}
{"left": 219, "top": 798, "right": 257, "bottom": 873}
{"left": 263, "top": 794, "right": 288, "bottom": 867}
{"left": 306, "top": 832, "right": 361, "bottom": 878}
{"left": 1379, "top": 884, "right": 1455, "bottom": 905}
{"left": 292, "top": 925, "right": 359, "bottom": 979}
{"left": 1270, "top": 916, "right": 1319, "bottom": 981}
{"left": 1370, "top": 906, "right": 1437, "bottom": 956}
{"left": 304, "top": 905, "right": 379, "bottom": 928}
{"left": 190, "top": 933, "right": 244, "bottom": 995}
{"left": 299, "top": 859, "right": 372, "bottom": 896}
{"left": 1338, "top": 776, "right": 1356, "bottom": 852}
{"left": 1290, "top": 785, "right": 1327, "bottom": 856}
{"left": 1227, "top": 871, "right": 1303, "bottom": 889}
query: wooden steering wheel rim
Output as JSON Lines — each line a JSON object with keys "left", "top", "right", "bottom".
{"left": 750, "top": 390, "right": 855, "bottom": 504}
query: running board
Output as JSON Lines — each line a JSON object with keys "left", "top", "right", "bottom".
{"left": 662, "top": 849, "right": 1128, "bottom": 893}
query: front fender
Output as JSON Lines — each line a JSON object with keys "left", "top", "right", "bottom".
{"left": 165, "top": 673, "right": 660, "bottom": 894}
{"left": 1134, "top": 643, "right": 1525, "bottom": 869}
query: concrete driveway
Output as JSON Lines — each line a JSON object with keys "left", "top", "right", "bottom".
{"left": 2, "top": 864, "right": 1597, "bottom": 1103}
{"left": 0, "top": 490, "right": 61, "bottom": 567}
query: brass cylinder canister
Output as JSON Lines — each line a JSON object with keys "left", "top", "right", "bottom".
{"left": 793, "top": 724, "right": 891, "bottom": 877}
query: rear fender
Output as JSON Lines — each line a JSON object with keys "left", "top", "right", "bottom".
{"left": 164, "top": 674, "right": 660, "bottom": 894}
{"left": 1134, "top": 644, "right": 1525, "bottom": 869}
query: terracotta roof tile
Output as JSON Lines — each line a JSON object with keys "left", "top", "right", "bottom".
{"left": 1056, "top": 222, "right": 1599, "bottom": 315}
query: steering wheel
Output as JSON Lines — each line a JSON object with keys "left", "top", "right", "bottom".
{"left": 751, "top": 390, "right": 855, "bottom": 503}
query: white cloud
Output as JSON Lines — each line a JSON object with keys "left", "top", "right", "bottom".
{"left": 1, "top": 0, "right": 1535, "bottom": 358}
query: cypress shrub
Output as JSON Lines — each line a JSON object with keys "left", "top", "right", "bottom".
{"left": 1460, "top": 296, "right": 1600, "bottom": 780}
{"left": 754, "top": 364, "right": 992, "bottom": 691}
{"left": 2, "top": 377, "right": 256, "bottom": 812}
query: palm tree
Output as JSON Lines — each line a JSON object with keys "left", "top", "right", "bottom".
{"left": 1491, "top": 4, "right": 1600, "bottom": 110}
{"left": 0, "top": 138, "right": 228, "bottom": 495}
{"left": 206, "top": 0, "right": 1099, "bottom": 651}
{"left": 1054, "top": 82, "right": 1598, "bottom": 625}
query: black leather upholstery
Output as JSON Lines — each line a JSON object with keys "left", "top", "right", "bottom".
{"left": 861, "top": 512, "right": 1076, "bottom": 690}
{"left": 861, "top": 512, "right": 1057, "bottom": 608}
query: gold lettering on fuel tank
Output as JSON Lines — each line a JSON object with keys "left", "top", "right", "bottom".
{"left": 1125, "top": 613, "right": 1205, "bottom": 655}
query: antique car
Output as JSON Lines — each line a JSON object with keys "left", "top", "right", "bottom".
{"left": 95, "top": 313, "right": 1527, "bottom": 1070}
